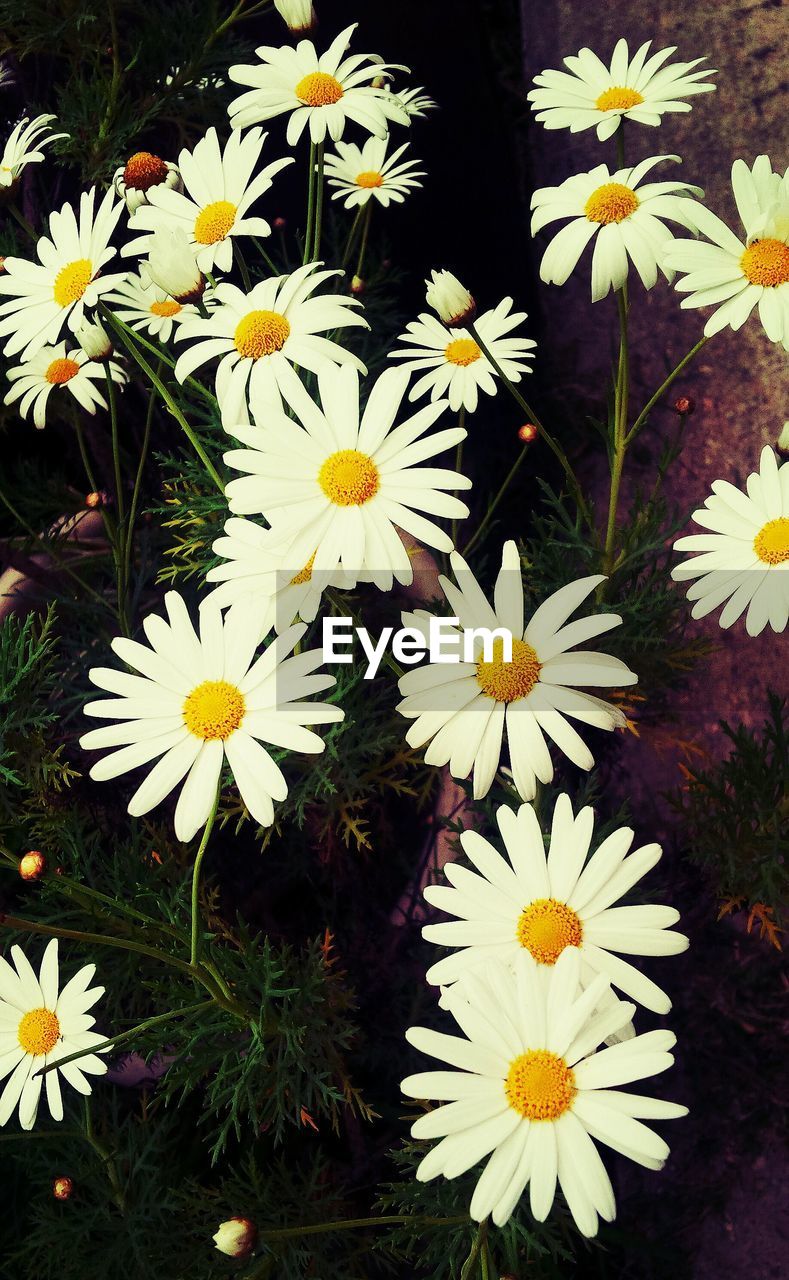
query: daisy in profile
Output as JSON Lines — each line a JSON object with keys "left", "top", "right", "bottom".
{"left": 173, "top": 262, "right": 367, "bottom": 426}
{"left": 665, "top": 156, "right": 789, "bottom": 346}
{"left": 0, "top": 188, "right": 126, "bottom": 360}
{"left": 528, "top": 39, "right": 716, "bottom": 141}
{"left": 80, "top": 592, "right": 343, "bottom": 840}
{"left": 397, "top": 541, "right": 637, "bottom": 800}
{"left": 387, "top": 85, "right": 438, "bottom": 119}
{"left": 123, "top": 127, "right": 292, "bottom": 275}
{"left": 4, "top": 342, "right": 127, "bottom": 429}
{"left": 105, "top": 271, "right": 204, "bottom": 343}
{"left": 672, "top": 445, "right": 789, "bottom": 636}
{"left": 402, "top": 949, "right": 687, "bottom": 1234}
{"left": 113, "top": 150, "right": 181, "bottom": 214}
{"left": 205, "top": 516, "right": 356, "bottom": 640}
{"left": 531, "top": 155, "right": 702, "bottom": 302}
{"left": 324, "top": 137, "right": 424, "bottom": 210}
{"left": 0, "top": 114, "right": 68, "bottom": 190}
{"left": 423, "top": 793, "right": 686, "bottom": 1012}
{"left": 0, "top": 939, "right": 107, "bottom": 1131}
{"left": 389, "top": 298, "right": 536, "bottom": 414}
{"left": 227, "top": 22, "right": 409, "bottom": 144}
{"left": 223, "top": 364, "right": 470, "bottom": 588}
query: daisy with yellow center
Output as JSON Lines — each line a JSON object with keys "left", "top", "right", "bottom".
{"left": 3, "top": 340, "right": 127, "bottom": 429}
{"left": 673, "top": 445, "right": 789, "bottom": 636}
{"left": 402, "top": 949, "right": 687, "bottom": 1235}
{"left": 174, "top": 262, "right": 367, "bottom": 428}
{"left": 0, "top": 939, "right": 107, "bottom": 1132}
{"left": 324, "top": 136, "right": 424, "bottom": 210}
{"left": 423, "top": 792, "right": 686, "bottom": 1013}
{"left": 227, "top": 22, "right": 409, "bottom": 145}
{"left": 222, "top": 364, "right": 471, "bottom": 590}
{"left": 123, "top": 127, "right": 292, "bottom": 274}
{"left": 390, "top": 297, "right": 536, "bottom": 414}
{"left": 80, "top": 592, "right": 343, "bottom": 841}
{"left": 531, "top": 155, "right": 703, "bottom": 303}
{"left": 113, "top": 150, "right": 181, "bottom": 214}
{"left": 0, "top": 187, "right": 125, "bottom": 360}
{"left": 665, "top": 155, "right": 789, "bottom": 348}
{"left": 0, "top": 114, "right": 68, "bottom": 191}
{"left": 528, "top": 38, "right": 716, "bottom": 141}
{"left": 105, "top": 271, "right": 206, "bottom": 342}
{"left": 397, "top": 540, "right": 637, "bottom": 801}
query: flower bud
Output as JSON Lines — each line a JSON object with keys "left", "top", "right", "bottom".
{"left": 114, "top": 151, "right": 181, "bottom": 214}
{"left": 350, "top": 274, "right": 365, "bottom": 295}
{"left": 274, "top": 0, "right": 317, "bottom": 34}
{"left": 776, "top": 421, "right": 789, "bottom": 460}
{"left": 673, "top": 395, "right": 695, "bottom": 416}
{"left": 85, "top": 490, "right": 110, "bottom": 510}
{"left": 213, "top": 1217, "right": 258, "bottom": 1258}
{"left": 425, "top": 269, "right": 476, "bottom": 327}
{"left": 274, "top": 216, "right": 287, "bottom": 230}
{"left": 53, "top": 1176, "right": 74, "bottom": 1201}
{"left": 19, "top": 851, "right": 46, "bottom": 881}
{"left": 0, "top": 256, "right": 6, "bottom": 272}
{"left": 76, "top": 317, "right": 113, "bottom": 362}
{"left": 144, "top": 228, "right": 204, "bottom": 305}
{"left": 518, "top": 423, "right": 538, "bottom": 444}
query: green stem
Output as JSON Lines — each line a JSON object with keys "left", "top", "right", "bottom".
{"left": 461, "top": 443, "right": 529, "bottom": 559}
{"left": 0, "top": 913, "right": 198, "bottom": 979}
{"left": 311, "top": 142, "right": 325, "bottom": 261}
{"left": 625, "top": 335, "right": 710, "bottom": 446}
{"left": 190, "top": 786, "right": 221, "bottom": 966}
{"left": 36, "top": 1000, "right": 214, "bottom": 1078}
{"left": 460, "top": 1219, "right": 488, "bottom": 1280}
{"left": 99, "top": 310, "right": 218, "bottom": 408}
{"left": 104, "top": 365, "right": 129, "bottom": 633}
{"left": 603, "top": 283, "right": 629, "bottom": 575}
{"left": 302, "top": 141, "right": 318, "bottom": 266}
{"left": 73, "top": 417, "right": 124, "bottom": 606}
{"left": 340, "top": 206, "right": 365, "bottom": 270}
{"left": 257, "top": 1214, "right": 469, "bottom": 1242}
{"left": 235, "top": 240, "right": 252, "bottom": 291}
{"left": 354, "top": 201, "right": 373, "bottom": 282}
{"left": 615, "top": 118, "right": 626, "bottom": 170}
{"left": 84, "top": 1098, "right": 126, "bottom": 1212}
{"left": 122, "top": 363, "right": 158, "bottom": 613}
{"left": 251, "top": 235, "right": 280, "bottom": 276}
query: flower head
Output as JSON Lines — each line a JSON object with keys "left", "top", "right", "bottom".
{"left": 213, "top": 1217, "right": 258, "bottom": 1258}
{"left": 4, "top": 341, "right": 127, "bottom": 429}
{"left": 143, "top": 227, "right": 204, "bottom": 304}
{"left": 325, "top": 136, "right": 424, "bottom": 210}
{"left": 105, "top": 270, "right": 205, "bottom": 342}
{"left": 387, "top": 85, "right": 438, "bottom": 119}
{"left": 0, "top": 114, "right": 68, "bottom": 190}
{"left": 425, "top": 269, "right": 476, "bottom": 327}
{"left": 113, "top": 151, "right": 180, "bottom": 214}
{"left": 75, "top": 316, "right": 113, "bottom": 362}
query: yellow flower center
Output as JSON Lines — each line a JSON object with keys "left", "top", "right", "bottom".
{"left": 476, "top": 637, "right": 541, "bottom": 703}
{"left": 182, "top": 680, "right": 246, "bottom": 740}
{"left": 123, "top": 151, "right": 169, "bottom": 191}
{"left": 318, "top": 449, "right": 380, "bottom": 506}
{"left": 290, "top": 552, "right": 316, "bottom": 585}
{"left": 18, "top": 1007, "right": 60, "bottom": 1056}
{"left": 52, "top": 258, "right": 93, "bottom": 308}
{"left": 355, "top": 170, "right": 384, "bottom": 188}
{"left": 295, "top": 71, "right": 344, "bottom": 106}
{"left": 150, "top": 299, "right": 182, "bottom": 317}
{"left": 516, "top": 897, "right": 583, "bottom": 964}
{"left": 740, "top": 238, "right": 789, "bottom": 288}
{"left": 233, "top": 309, "right": 291, "bottom": 360}
{"left": 753, "top": 516, "right": 789, "bottom": 565}
{"left": 585, "top": 181, "right": 639, "bottom": 225}
{"left": 194, "top": 200, "right": 237, "bottom": 246}
{"left": 505, "top": 1049, "right": 575, "bottom": 1121}
{"left": 595, "top": 86, "right": 645, "bottom": 112}
{"left": 45, "top": 357, "right": 81, "bottom": 385}
{"left": 445, "top": 337, "right": 481, "bottom": 367}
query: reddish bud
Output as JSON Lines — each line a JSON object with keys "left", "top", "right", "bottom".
{"left": 19, "top": 851, "right": 46, "bottom": 881}
{"left": 673, "top": 395, "right": 695, "bottom": 416}
{"left": 85, "top": 490, "right": 110, "bottom": 510}
{"left": 518, "top": 423, "right": 538, "bottom": 444}
{"left": 53, "top": 1176, "right": 74, "bottom": 1201}
{"left": 274, "top": 216, "right": 286, "bottom": 230}
{"left": 350, "top": 275, "right": 365, "bottom": 295}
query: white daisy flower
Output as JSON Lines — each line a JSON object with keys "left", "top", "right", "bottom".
{"left": 423, "top": 793, "right": 686, "bottom": 1013}
{"left": 324, "top": 136, "right": 424, "bottom": 210}
{"left": 0, "top": 187, "right": 126, "bottom": 360}
{"left": 274, "top": 0, "right": 316, "bottom": 36}
{"left": 387, "top": 85, "right": 438, "bottom": 119}
{"left": 0, "top": 114, "right": 68, "bottom": 189}
{"left": 528, "top": 39, "right": 716, "bottom": 142}
{"left": 672, "top": 444, "right": 789, "bottom": 636}
{"left": 389, "top": 298, "right": 536, "bottom": 414}
{"left": 223, "top": 364, "right": 470, "bottom": 589}
{"left": 3, "top": 341, "right": 127, "bottom": 429}
{"left": 80, "top": 592, "right": 343, "bottom": 841}
{"left": 205, "top": 517, "right": 355, "bottom": 641}
{"left": 113, "top": 150, "right": 181, "bottom": 214}
{"left": 425, "top": 269, "right": 476, "bottom": 328}
{"left": 123, "top": 127, "right": 292, "bottom": 275}
{"left": 227, "top": 22, "right": 409, "bottom": 144}
{"left": 397, "top": 541, "right": 637, "bottom": 801}
{"left": 105, "top": 271, "right": 204, "bottom": 343}
{"left": 664, "top": 156, "right": 789, "bottom": 347}
{"left": 173, "top": 262, "right": 367, "bottom": 427}
{"left": 0, "top": 939, "right": 107, "bottom": 1131}
{"left": 402, "top": 949, "right": 687, "bottom": 1235}
{"left": 531, "top": 155, "right": 703, "bottom": 303}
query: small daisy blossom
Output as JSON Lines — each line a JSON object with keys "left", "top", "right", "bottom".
{"left": 105, "top": 271, "right": 204, "bottom": 342}
{"left": 0, "top": 114, "right": 68, "bottom": 189}
{"left": 425, "top": 269, "right": 476, "bottom": 327}
{"left": 227, "top": 23, "right": 409, "bottom": 144}
{"left": 387, "top": 85, "right": 438, "bottom": 119}
{"left": 222, "top": 364, "right": 471, "bottom": 589}
{"left": 0, "top": 187, "right": 126, "bottom": 360}
{"left": 531, "top": 155, "right": 703, "bottom": 302}
{"left": 672, "top": 445, "right": 789, "bottom": 636}
{"left": 4, "top": 341, "right": 127, "bottom": 429}
{"left": 80, "top": 592, "right": 343, "bottom": 841}
{"left": 664, "top": 156, "right": 789, "bottom": 346}
{"left": 0, "top": 939, "right": 107, "bottom": 1131}
{"left": 205, "top": 516, "right": 356, "bottom": 641}
{"left": 324, "top": 136, "right": 424, "bottom": 210}
{"left": 528, "top": 39, "right": 716, "bottom": 142}
{"left": 397, "top": 540, "right": 637, "bottom": 801}
{"left": 173, "top": 262, "right": 367, "bottom": 427}
{"left": 389, "top": 298, "right": 536, "bottom": 414}
{"left": 402, "top": 948, "right": 687, "bottom": 1234}
{"left": 423, "top": 793, "right": 687, "bottom": 1013}
{"left": 113, "top": 150, "right": 181, "bottom": 214}
{"left": 123, "top": 127, "right": 293, "bottom": 274}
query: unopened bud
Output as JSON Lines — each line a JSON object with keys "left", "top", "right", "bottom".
{"left": 76, "top": 317, "right": 113, "bottom": 362}
{"left": 776, "top": 421, "right": 789, "bottom": 460}
{"left": 350, "top": 275, "right": 365, "bottom": 295}
{"left": 673, "top": 395, "right": 695, "bottom": 416}
{"left": 274, "top": 0, "right": 317, "bottom": 34}
{"left": 53, "top": 1176, "right": 74, "bottom": 1201}
{"left": 85, "top": 490, "right": 110, "bottom": 510}
{"left": 0, "top": 256, "right": 6, "bottom": 272}
{"left": 518, "top": 423, "right": 538, "bottom": 444}
{"left": 425, "top": 269, "right": 476, "bottom": 328}
{"left": 145, "top": 228, "right": 204, "bottom": 304}
{"left": 274, "top": 216, "right": 287, "bottom": 230}
{"left": 19, "top": 851, "right": 46, "bottom": 881}
{"left": 213, "top": 1217, "right": 258, "bottom": 1258}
